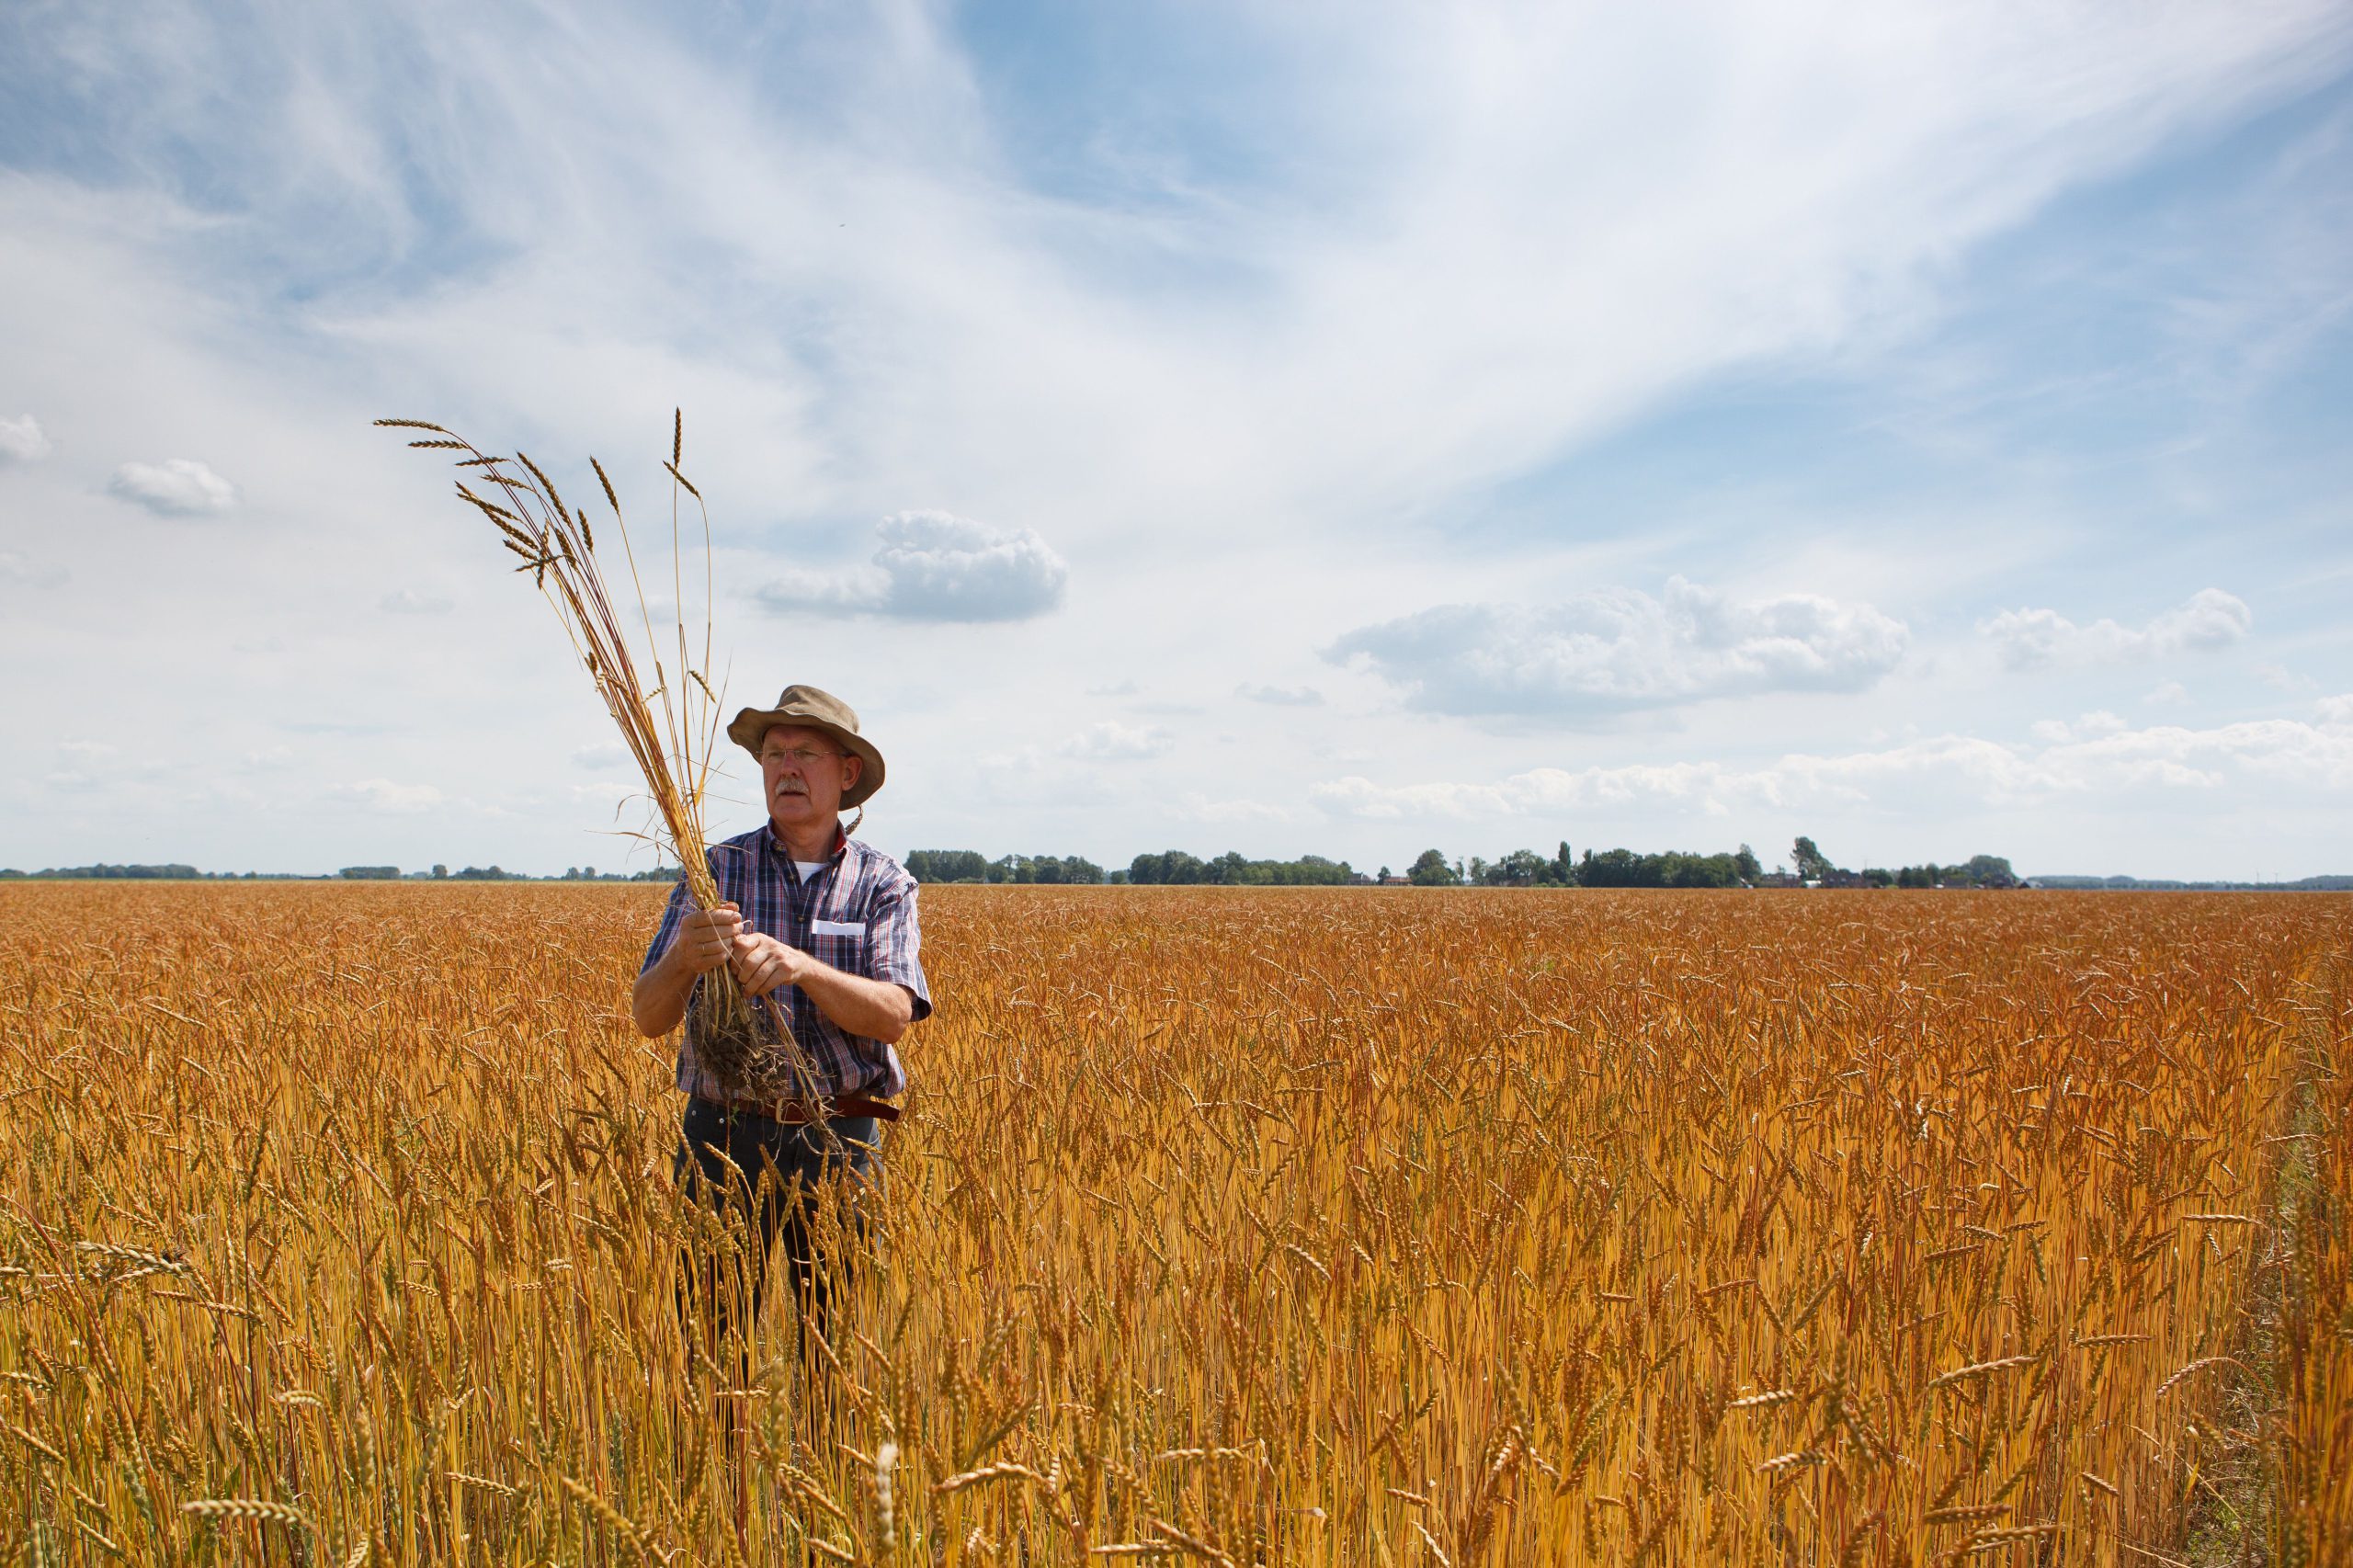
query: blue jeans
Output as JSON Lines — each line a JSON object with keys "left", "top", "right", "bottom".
{"left": 674, "top": 1097, "right": 881, "bottom": 1369}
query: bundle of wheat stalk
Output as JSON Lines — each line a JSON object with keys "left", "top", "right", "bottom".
{"left": 376, "top": 412, "right": 815, "bottom": 1097}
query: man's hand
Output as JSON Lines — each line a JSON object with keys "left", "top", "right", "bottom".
{"left": 632, "top": 903, "right": 916, "bottom": 1045}
{"left": 672, "top": 903, "right": 745, "bottom": 974}
{"left": 631, "top": 901, "right": 744, "bottom": 1037}
{"left": 730, "top": 930, "right": 808, "bottom": 999}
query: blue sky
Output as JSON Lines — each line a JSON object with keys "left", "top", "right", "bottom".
{"left": 1, "top": 0, "right": 2347, "bottom": 879}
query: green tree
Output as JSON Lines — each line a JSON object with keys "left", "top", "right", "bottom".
{"left": 1792, "top": 836, "right": 1837, "bottom": 881}
{"left": 1962, "top": 854, "right": 2018, "bottom": 889}
{"left": 1490, "top": 849, "right": 1548, "bottom": 886}
{"left": 1407, "top": 848, "right": 1459, "bottom": 886}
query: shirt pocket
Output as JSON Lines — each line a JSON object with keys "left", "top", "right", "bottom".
{"left": 812, "top": 927, "right": 868, "bottom": 978}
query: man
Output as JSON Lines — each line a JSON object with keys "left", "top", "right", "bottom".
{"left": 632, "top": 683, "right": 932, "bottom": 1366}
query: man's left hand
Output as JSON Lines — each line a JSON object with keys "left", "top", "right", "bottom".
{"left": 731, "top": 931, "right": 810, "bottom": 999}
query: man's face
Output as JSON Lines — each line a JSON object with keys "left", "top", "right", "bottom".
{"left": 757, "top": 724, "right": 861, "bottom": 827}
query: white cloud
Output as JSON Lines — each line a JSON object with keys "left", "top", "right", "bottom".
{"left": 1326, "top": 578, "right": 1907, "bottom": 719}
{"left": 1313, "top": 713, "right": 2353, "bottom": 821}
{"left": 380, "top": 587, "right": 452, "bottom": 614}
{"left": 1981, "top": 589, "right": 2251, "bottom": 670}
{"left": 2318, "top": 694, "right": 2353, "bottom": 733}
{"left": 0, "top": 550, "right": 69, "bottom": 588}
{"left": 1058, "top": 722, "right": 1173, "bottom": 761}
{"left": 573, "top": 742, "right": 629, "bottom": 768}
{"left": 1171, "top": 793, "right": 1297, "bottom": 824}
{"left": 2257, "top": 662, "right": 2318, "bottom": 692}
{"left": 1238, "top": 683, "right": 1324, "bottom": 708}
{"left": 336, "top": 778, "right": 445, "bottom": 813}
{"left": 2145, "top": 680, "right": 2191, "bottom": 708}
{"left": 108, "top": 457, "right": 237, "bottom": 516}
{"left": 756, "top": 511, "right": 1066, "bottom": 622}
{"left": 0, "top": 415, "right": 52, "bottom": 463}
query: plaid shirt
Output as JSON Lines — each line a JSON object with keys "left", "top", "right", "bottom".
{"left": 641, "top": 824, "right": 932, "bottom": 1100}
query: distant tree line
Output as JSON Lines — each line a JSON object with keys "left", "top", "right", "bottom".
{"left": 1403, "top": 843, "right": 1761, "bottom": 887}
{"left": 2035, "top": 873, "right": 2353, "bottom": 892}
{"left": 1790, "top": 836, "right": 2019, "bottom": 889}
{"left": 0, "top": 862, "right": 677, "bottom": 881}
{"left": 0, "top": 862, "right": 209, "bottom": 880}
{"left": 905, "top": 850, "right": 1108, "bottom": 884}
{"left": 904, "top": 837, "right": 2036, "bottom": 891}
{"left": 1126, "top": 851, "right": 1357, "bottom": 885}
{"left": 31, "top": 842, "right": 2345, "bottom": 890}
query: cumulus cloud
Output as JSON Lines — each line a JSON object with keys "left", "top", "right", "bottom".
{"left": 1325, "top": 578, "right": 1907, "bottom": 720}
{"left": 756, "top": 511, "right": 1066, "bottom": 622}
{"left": 1058, "top": 722, "right": 1173, "bottom": 760}
{"left": 108, "top": 458, "right": 238, "bottom": 516}
{"left": 0, "top": 550, "right": 68, "bottom": 589}
{"left": 379, "top": 587, "right": 452, "bottom": 614}
{"left": 573, "top": 742, "right": 629, "bottom": 768}
{"left": 0, "top": 415, "right": 52, "bottom": 464}
{"left": 1238, "top": 683, "right": 1324, "bottom": 707}
{"left": 336, "top": 778, "right": 445, "bottom": 813}
{"left": 1981, "top": 589, "right": 2250, "bottom": 670}
{"left": 1313, "top": 711, "right": 2353, "bottom": 821}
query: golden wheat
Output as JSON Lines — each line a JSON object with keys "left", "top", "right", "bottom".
{"left": 0, "top": 883, "right": 2345, "bottom": 1563}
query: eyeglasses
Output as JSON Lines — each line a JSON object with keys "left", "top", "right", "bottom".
{"left": 760, "top": 746, "right": 845, "bottom": 769}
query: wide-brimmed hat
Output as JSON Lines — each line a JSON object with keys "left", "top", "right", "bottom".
{"left": 726, "top": 684, "right": 886, "bottom": 808}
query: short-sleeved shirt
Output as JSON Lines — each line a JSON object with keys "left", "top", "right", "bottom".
{"left": 641, "top": 824, "right": 932, "bottom": 1100}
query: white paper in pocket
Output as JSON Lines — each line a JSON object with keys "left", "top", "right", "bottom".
{"left": 812, "top": 919, "right": 868, "bottom": 937}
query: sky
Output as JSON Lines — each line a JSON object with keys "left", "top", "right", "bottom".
{"left": 2, "top": 0, "right": 2349, "bottom": 881}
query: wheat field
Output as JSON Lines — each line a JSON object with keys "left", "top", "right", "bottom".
{"left": 2, "top": 883, "right": 2347, "bottom": 1565}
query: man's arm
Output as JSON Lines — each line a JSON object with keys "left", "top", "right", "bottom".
{"left": 730, "top": 935, "right": 915, "bottom": 1044}
{"left": 631, "top": 903, "right": 743, "bottom": 1037}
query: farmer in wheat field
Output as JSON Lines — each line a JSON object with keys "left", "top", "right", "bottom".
{"left": 631, "top": 684, "right": 932, "bottom": 1369}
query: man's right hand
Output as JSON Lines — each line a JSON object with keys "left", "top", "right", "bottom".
{"left": 671, "top": 903, "right": 745, "bottom": 974}
{"left": 634, "top": 901, "right": 744, "bottom": 1038}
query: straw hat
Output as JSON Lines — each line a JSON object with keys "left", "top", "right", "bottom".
{"left": 726, "top": 684, "right": 886, "bottom": 808}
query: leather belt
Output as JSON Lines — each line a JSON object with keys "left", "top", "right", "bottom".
{"left": 699, "top": 1091, "right": 902, "bottom": 1125}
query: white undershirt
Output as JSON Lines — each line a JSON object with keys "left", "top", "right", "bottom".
{"left": 795, "top": 861, "right": 829, "bottom": 884}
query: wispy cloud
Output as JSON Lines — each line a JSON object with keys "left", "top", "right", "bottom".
{"left": 1058, "top": 722, "right": 1173, "bottom": 761}
{"left": 1981, "top": 589, "right": 2251, "bottom": 670}
{"left": 0, "top": 550, "right": 69, "bottom": 589}
{"left": 1171, "top": 793, "right": 1294, "bottom": 824}
{"left": 335, "top": 778, "right": 444, "bottom": 814}
{"left": 0, "top": 415, "right": 52, "bottom": 464}
{"left": 756, "top": 512, "right": 1067, "bottom": 622}
{"left": 1327, "top": 578, "right": 1907, "bottom": 720}
{"left": 1314, "top": 699, "right": 2353, "bottom": 821}
{"left": 108, "top": 458, "right": 237, "bottom": 516}
{"left": 380, "top": 587, "right": 452, "bottom": 614}
{"left": 1237, "top": 683, "right": 1324, "bottom": 708}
